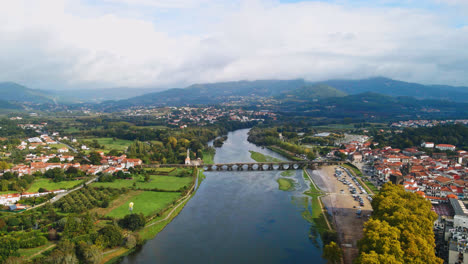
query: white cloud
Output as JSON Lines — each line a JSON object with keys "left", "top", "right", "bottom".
{"left": 0, "top": 0, "right": 467, "bottom": 90}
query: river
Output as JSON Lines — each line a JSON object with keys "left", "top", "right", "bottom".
{"left": 121, "top": 129, "right": 326, "bottom": 264}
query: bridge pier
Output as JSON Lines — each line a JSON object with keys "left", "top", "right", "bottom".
{"left": 247, "top": 164, "right": 253, "bottom": 171}
{"left": 227, "top": 165, "right": 233, "bottom": 171}
{"left": 278, "top": 164, "right": 285, "bottom": 170}
{"left": 206, "top": 165, "right": 213, "bottom": 171}
{"left": 258, "top": 164, "right": 264, "bottom": 171}
{"left": 237, "top": 164, "right": 243, "bottom": 171}
{"left": 267, "top": 164, "right": 274, "bottom": 170}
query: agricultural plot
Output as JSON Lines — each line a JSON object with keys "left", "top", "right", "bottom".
{"left": 105, "top": 191, "right": 181, "bottom": 218}
{"left": 83, "top": 137, "right": 133, "bottom": 151}
{"left": 27, "top": 179, "right": 83, "bottom": 192}
{"left": 54, "top": 187, "right": 121, "bottom": 213}
{"left": 92, "top": 175, "right": 192, "bottom": 191}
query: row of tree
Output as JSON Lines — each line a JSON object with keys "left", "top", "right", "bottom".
{"left": 355, "top": 183, "right": 443, "bottom": 264}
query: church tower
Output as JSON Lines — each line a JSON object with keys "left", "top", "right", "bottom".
{"left": 185, "top": 149, "right": 191, "bottom": 165}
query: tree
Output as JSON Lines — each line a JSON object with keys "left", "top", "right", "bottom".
{"left": 45, "top": 240, "right": 78, "bottom": 264}
{"left": 118, "top": 213, "right": 146, "bottom": 231}
{"left": 96, "top": 225, "right": 123, "bottom": 248}
{"left": 0, "top": 161, "right": 10, "bottom": 171}
{"left": 76, "top": 242, "right": 102, "bottom": 264}
{"left": 0, "top": 237, "right": 19, "bottom": 263}
{"left": 322, "top": 241, "right": 342, "bottom": 264}
{"left": 88, "top": 152, "right": 102, "bottom": 165}
{"left": 356, "top": 183, "right": 443, "bottom": 264}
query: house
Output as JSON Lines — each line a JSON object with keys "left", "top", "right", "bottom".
{"left": 58, "top": 147, "right": 68, "bottom": 153}
{"left": 352, "top": 152, "right": 363, "bottom": 162}
{"left": 421, "top": 142, "right": 434, "bottom": 148}
{"left": 436, "top": 144, "right": 456, "bottom": 151}
{"left": 0, "top": 193, "right": 21, "bottom": 205}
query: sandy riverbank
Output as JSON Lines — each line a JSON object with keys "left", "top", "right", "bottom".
{"left": 308, "top": 166, "right": 373, "bottom": 264}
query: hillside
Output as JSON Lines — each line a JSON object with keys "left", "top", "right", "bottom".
{"left": 316, "top": 77, "right": 468, "bottom": 102}
{"left": 116, "top": 79, "right": 307, "bottom": 106}
{"left": 0, "top": 82, "right": 53, "bottom": 103}
{"left": 278, "top": 84, "right": 347, "bottom": 101}
{"left": 277, "top": 92, "right": 468, "bottom": 120}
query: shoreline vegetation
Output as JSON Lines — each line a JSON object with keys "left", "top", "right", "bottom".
{"left": 302, "top": 168, "right": 341, "bottom": 262}
{"left": 248, "top": 150, "right": 283, "bottom": 162}
{"left": 103, "top": 169, "right": 205, "bottom": 263}
{"left": 277, "top": 178, "right": 295, "bottom": 191}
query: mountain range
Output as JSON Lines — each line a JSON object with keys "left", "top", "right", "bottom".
{"left": 1, "top": 78, "right": 468, "bottom": 116}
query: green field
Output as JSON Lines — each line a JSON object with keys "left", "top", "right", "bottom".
{"left": 280, "top": 170, "right": 295, "bottom": 177}
{"left": 0, "top": 191, "right": 16, "bottom": 195}
{"left": 201, "top": 150, "right": 214, "bottom": 164}
{"left": 301, "top": 170, "right": 330, "bottom": 235}
{"left": 106, "top": 191, "right": 181, "bottom": 218}
{"left": 83, "top": 137, "right": 133, "bottom": 151}
{"left": 27, "top": 179, "right": 83, "bottom": 192}
{"left": 154, "top": 168, "right": 176, "bottom": 173}
{"left": 249, "top": 151, "right": 283, "bottom": 162}
{"left": 92, "top": 175, "right": 192, "bottom": 191}
{"left": 277, "top": 178, "right": 295, "bottom": 191}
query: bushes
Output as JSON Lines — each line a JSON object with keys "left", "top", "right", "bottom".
{"left": 18, "top": 235, "right": 47, "bottom": 249}
{"left": 96, "top": 225, "right": 123, "bottom": 248}
{"left": 118, "top": 213, "right": 146, "bottom": 231}
{"left": 0, "top": 237, "right": 19, "bottom": 263}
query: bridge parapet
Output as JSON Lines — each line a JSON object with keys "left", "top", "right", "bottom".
{"left": 141, "top": 160, "right": 344, "bottom": 172}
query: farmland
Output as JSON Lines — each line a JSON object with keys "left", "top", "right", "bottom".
{"left": 82, "top": 137, "right": 133, "bottom": 151}
{"left": 105, "top": 191, "right": 182, "bottom": 218}
{"left": 27, "top": 178, "right": 84, "bottom": 192}
{"left": 92, "top": 175, "right": 192, "bottom": 191}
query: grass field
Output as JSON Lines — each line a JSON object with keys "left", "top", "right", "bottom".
{"left": 83, "top": 137, "right": 133, "bottom": 151}
{"left": 106, "top": 191, "right": 181, "bottom": 218}
{"left": 0, "top": 191, "right": 16, "bottom": 195}
{"left": 302, "top": 170, "right": 330, "bottom": 235}
{"left": 92, "top": 175, "right": 192, "bottom": 191}
{"left": 249, "top": 151, "right": 282, "bottom": 162}
{"left": 201, "top": 150, "right": 214, "bottom": 164}
{"left": 277, "top": 178, "right": 295, "bottom": 191}
{"left": 18, "top": 241, "right": 54, "bottom": 258}
{"left": 27, "top": 179, "right": 83, "bottom": 192}
{"left": 154, "top": 168, "right": 176, "bottom": 173}
{"left": 280, "top": 170, "right": 295, "bottom": 177}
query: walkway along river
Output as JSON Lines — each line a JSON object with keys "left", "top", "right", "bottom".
{"left": 120, "top": 129, "right": 327, "bottom": 264}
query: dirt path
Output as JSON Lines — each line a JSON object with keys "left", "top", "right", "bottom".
{"left": 310, "top": 166, "right": 373, "bottom": 264}
{"left": 27, "top": 244, "right": 56, "bottom": 260}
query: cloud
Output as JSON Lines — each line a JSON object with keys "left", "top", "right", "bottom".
{"left": 0, "top": 0, "right": 467, "bottom": 90}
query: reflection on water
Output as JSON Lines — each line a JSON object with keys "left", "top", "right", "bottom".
{"left": 121, "top": 129, "right": 325, "bottom": 264}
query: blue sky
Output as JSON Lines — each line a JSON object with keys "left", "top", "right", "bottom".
{"left": 0, "top": 0, "right": 467, "bottom": 89}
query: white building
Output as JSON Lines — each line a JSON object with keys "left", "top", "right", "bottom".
{"left": 436, "top": 144, "right": 456, "bottom": 151}
{"left": 421, "top": 142, "right": 434, "bottom": 148}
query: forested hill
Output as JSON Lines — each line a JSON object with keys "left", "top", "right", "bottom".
{"left": 316, "top": 77, "right": 468, "bottom": 102}
{"left": 374, "top": 124, "right": 468, "bottom": 150}
{"left": 114, "top": 79, "right": 307, "bottom": 107}
{"left": 0, "top": 82, "right": 53, "bottom": 104}
{"left": 277, "top": 92, "right": 468, "bottom": 120}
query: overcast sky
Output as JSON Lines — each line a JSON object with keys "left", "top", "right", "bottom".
{"left": 1, "top": 0, "right": 467, "bottom": 90}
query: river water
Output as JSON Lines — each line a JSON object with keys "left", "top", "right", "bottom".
{"left": 121, "top": 129, "right": 325, "bottom": 264}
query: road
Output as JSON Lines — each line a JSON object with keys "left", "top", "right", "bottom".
{"left": 21, "top": 176, "right": 98, "bottom": 212}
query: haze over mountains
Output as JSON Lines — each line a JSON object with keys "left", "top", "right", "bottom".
{"left": 1, "top": 77, "right": 468, "bottom": 109}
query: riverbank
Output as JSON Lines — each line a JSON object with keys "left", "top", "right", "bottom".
{"left": 249, "top": 150, "right": 283, "bottom": 162}
{"left": 102, "top": 170, "right": 205, "bottom": 264}
{"left": 308, "top": 166, "right": 373, "bottom": 264}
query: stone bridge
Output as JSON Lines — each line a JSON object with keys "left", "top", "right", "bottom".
{"left": 142, "top": 161, "right": 344, "bottom": 171}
